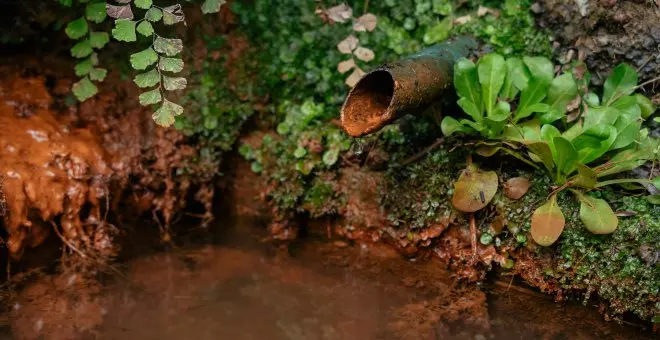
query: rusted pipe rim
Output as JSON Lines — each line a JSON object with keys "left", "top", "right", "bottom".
{"left": 340, "top": 69, "right": 395, "bottom": 137}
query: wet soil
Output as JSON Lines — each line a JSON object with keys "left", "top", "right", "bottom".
{"left": 3, "top": 195, "right": 655, "bottom": 340}
{"left": 536, "top": 0, "right": 660, "bottom": 97}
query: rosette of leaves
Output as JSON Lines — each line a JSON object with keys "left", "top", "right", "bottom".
{"left": 441, "top": 53, "right": 578, "bottom": 139}
{"left": 508, "top": 64, "right": 659, "bottom": 245}
{"left": 443, "top": 53, "right": 659, "bottom": 245}
{"left": 61, "top": 0, "right": 225, "bottom": 126}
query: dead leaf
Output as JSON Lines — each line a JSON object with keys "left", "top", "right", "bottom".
{"left": 492, "top": 215, "right": 507, "bottom": 233}
{"left": 345, "top": 67, "right": 365, "bottom": 88}
{"left": 353, "top": 13, "right": 377, "bottom": 32}
{"left": 353, "top": 46, "right": 375, "bottom": 62}
{"left": 530, "top": 195, "right": 565, "bottom": 246}
{"left": 477, "top": 5, "right": 499, "bottom": 17}
{"left": 337, "top": 58, "right": 356, "bottom": 74}
{"left": 503, "top": 177, "right": 531, "bottom": 200}
{"left": 106, "top": 4, "right": 134, "bottom": 19}
{"left": 326, "top": 4, "right": 353, "bottom": 23}
{"left": 454, "top": 15, "right": 472, "bottom": 25}
{"left": 451, "top": 164, "right": 498, "bottom": 212}
{"left": 337, "top": 35, "right": 359, "bottom": 54}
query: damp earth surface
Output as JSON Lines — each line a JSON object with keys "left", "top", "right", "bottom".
{"left": 2, "top": 213, "right": 654, "bottom": 340}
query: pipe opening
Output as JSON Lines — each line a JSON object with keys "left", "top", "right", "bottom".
{"left": 341, "top": 70, "right": 394, "bottom": 137}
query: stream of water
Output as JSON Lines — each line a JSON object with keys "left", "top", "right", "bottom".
{"left": 2, "top": 214, "right": 654, "bottom": 340}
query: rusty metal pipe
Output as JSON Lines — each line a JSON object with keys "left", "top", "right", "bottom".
{"left": 340, "top": 36, "right": 478, "bottom": 137}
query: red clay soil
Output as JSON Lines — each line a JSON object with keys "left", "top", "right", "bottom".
{"left": 0, "top": 60, "right": 215, "bottom": 263}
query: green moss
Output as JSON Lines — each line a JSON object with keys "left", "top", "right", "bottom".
{"left": 557, "top": 195, "right": 659, "bottom": 320}
{"left": 454, "top": 0, "right": 552, "bottom": 56}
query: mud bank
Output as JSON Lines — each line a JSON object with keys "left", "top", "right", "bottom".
{"left": 4, "top": 211, "right": 655, "bottom": 340}
{"left": 536, "top": 0, "right": 660, "bottom": 97}
{"left": 0, "top": 62, "right": 216, "bottom": 266}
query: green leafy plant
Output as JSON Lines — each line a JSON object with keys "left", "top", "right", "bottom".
{"left": 60, "top": 0, "right": 225, "bottom": 126}
{"left": 444, "top": 53, "right": 659, "bottom": 245}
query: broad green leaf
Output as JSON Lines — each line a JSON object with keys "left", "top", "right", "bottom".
{"left": 597, "top": 149, "right": 649, "bottom": 177}
{"left": 575, "top": 192, "right": 618, "bottom": 234}
{"left": 611, "top": 95, "right": 641, "bottom": 116}
{"left": 136, "top": 21, "right": 154, "bottom": 37}
{"left": 561, "top": 121, "right": 583, "bottom": 141}
{"left": 152, "top": 99, "right": 183, "bottom": 127}
{"left": 572, "top": 125, "right": 613, "bottom": 151}
{"left": 459, "top": 119, "right": 484, "bottom": 133}
{"left": 451, "top": 164, "right": 498, "bottom": 213}
{"left": 521, "top": 119, "right": 542, "bottom": 140}
{"left": 74, "top": 58, "right": 93, "bottom": 76}
{"left": 515, "top": 77, "right": 550, "bottom": 121}
{"left": 89, "top": 32, "right": 109, "bottom": 49}
{"left": 85, "top": 2, "right": 107, "bottom": 23}
{"left": 139, "top": 89, "right": 162, "bottom": 105}
{"left": 522, "top": 56, "right": 554, "bottom": 84}
{"left": 454, "top": 58, "right": 482, "bottom": 120}
{"left": 441, "top": 116, "right": 473, "bottom": 136}
{"left": 526, "top": 141, "right": 554, "bottom": 172}
{"left": 72, "top": 77, "right": 98, "bottom": 101}
{"left": 65, "top": 17, "right": 88, "bottom": 40}
{"left": 541, "top": 124, "right": 561, "bottom": 160}
{"left": 603, "top": 63, "right": 637, "bottom": 105}
{"left": 573, "top": 164, "right": 597, "bottom": 189}
{"left": 477, "top": 53, "right": 506, "bottom": 116}
{"left": 553, "top": 136, "right": 578, "bottom": 175}
{"left": 635, "top": 94, "right": 656, "bottom": 119}
{"left": 457, "top": 97, "right": 482, "bottom": 122}
{"left": 201, "top": 0, "right": 226, "bottom": 14}
{"left": 163, "top": 76, "right": 187, "bottom": 91}
{"left": 646, "top": 195, "right": 660, "bottom": 205}
{"left": 515, "top": 102, "right": 550, "bottom": 121}
{"left": 654, "top": 177, "right": 660, "bottom": 190}
{"left": 506, "top": 57, "right": 529, "bottom": 92}
{"left": 538, "top": 108, "right": 565, "bottom": 125}
{"left": 134, "top": 0, "right": 153, "bottom": 9}
{"left": 71, "top": 39, "right": 93, "bottom": 58}
{"left": 576, "top": 126, "right": 617, "bottom": 164}
{"left": 611, "top": 120, "right": 641, "bottom": 150}
{"left": 154, "top": 37, "right": 183, "bottom": 56}
{"left": 545, "top": 72, "right": 577, "bottom": 114}
{"left": 130, "top": 47, "right": 158, "bottom": 70}
{"left": 423, "top": 16, "right": 452, "bottom": 44}
{"left": 583, "top": 106, "right": 618, "bottom": 129}
{"left": 483, "top": 101, "right": 511, "bottom": 137}
{"left": 158, "top": 57, "right": 184, "bottom": 72}
{"left": 145, "top": 7, "right": 163, "bottom": 22}
{"left": 112, "top": 19, "right": 136, "bottom": 42}
{"left": 89, "top": 67, "right": 107, "bottom": 81}
{"left": 583, "top": 93, "right": 599, "bottom": 107}
{"left": 134, "top": 69, "right": 161, "bottom": 88}
{"left": 530, "top": 195, "right": 565, "bottom": 246}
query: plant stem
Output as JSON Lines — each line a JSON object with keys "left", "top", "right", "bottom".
{"left": 469, "top": 214, "right": 477, "bottom": 258}
{"left": 499, "top": 148, "right": 541, "bottom": 170}
{"left": 595, "top": 178, "right": 653, "bottom": 188}
{"left": 395, "top": 137, "right": 445, "bottom": 167}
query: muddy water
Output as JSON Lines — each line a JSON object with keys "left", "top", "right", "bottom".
{"left": 5, "top": 215, "right": 654, "bottom": 340}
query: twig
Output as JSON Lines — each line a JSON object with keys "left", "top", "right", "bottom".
{"left": 395, "top": 137, "right": 445, "bottom": 167}
{"left": 469, "top": 214, "right": 477, "bottom": 258}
